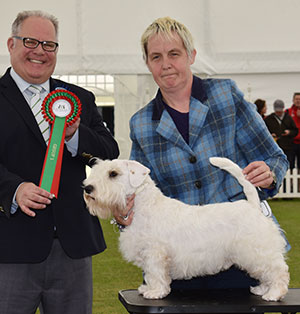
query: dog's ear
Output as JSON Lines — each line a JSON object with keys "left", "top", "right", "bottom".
{"left": 88, "top": 157, "right": 101, "bottom": 167}
{"left": 127, "top": 160, "right": 150, "bottom": 188}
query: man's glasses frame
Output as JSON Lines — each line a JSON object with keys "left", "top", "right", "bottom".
{"left": 13, "top": 36, "right": 59, "bottom": 52}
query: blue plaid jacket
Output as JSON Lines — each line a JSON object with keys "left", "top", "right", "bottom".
{"left": 130, "top": 76, "right": 288, "bottom": 205}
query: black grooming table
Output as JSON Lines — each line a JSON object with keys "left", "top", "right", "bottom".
{"left": 119, "top": 288, "right": 300, "bottom": 313}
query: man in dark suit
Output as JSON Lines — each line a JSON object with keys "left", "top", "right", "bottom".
{"left": 0, "top": 10, "right": 119, "bottom": 314}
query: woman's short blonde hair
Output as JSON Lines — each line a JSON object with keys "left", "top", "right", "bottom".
{"left": 141, "top": 17, "right": 194, "bottom": 62}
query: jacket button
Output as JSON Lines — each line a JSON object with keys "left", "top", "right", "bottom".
{"left": 195, "top": 181, "right": 202, "bottom": 189}
{"left": 189, "top": 156, "right": 197, "bottom": 163}
{"left": 82, "top": 152, "right": 93, "bottom": 159}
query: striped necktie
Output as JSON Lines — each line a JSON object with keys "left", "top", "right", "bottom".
{"left": 28, "top": 85, "right": 50, "bottom": 143}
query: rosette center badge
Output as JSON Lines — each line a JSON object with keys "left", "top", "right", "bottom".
{"left": 52, "top": 99, "right": 72, "bottom": 117}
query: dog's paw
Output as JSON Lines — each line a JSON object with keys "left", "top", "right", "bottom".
{"left": 262, "top": 286, "right": 288, "bottom": 302}
{"left": 140, "top": 286, "right": 170, "bottom": 299}
{"left": 262, "top": 292, "right": 282, "bottom": 302}
{"left": 143, "top": 289, "right": 169, "bottom": 299}
{"left": 138, "top": 284, "right": 148, "bottom": 295}
{"left": 250, "top": 284, "right": 269, "bottom": 296}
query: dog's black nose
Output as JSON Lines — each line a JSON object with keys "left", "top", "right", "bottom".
{"left": 84, "top": 185, "right": 94, "bottom": 194}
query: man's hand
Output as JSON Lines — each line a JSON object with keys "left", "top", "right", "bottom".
{"left": 65, "top": 118, "right": 80, "bottom": 141}
{"left": 243, "top": 161, "right": 274, "bottom": 189}
{"left": 16, "top": 182, "right": 54, "bottom": 217}
{"left": 282, "top": 130, "right": 290, "bottom": 136}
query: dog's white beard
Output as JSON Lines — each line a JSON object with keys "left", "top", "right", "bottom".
{"left": 85, "top": 196, "right": 127, "bottom": 220}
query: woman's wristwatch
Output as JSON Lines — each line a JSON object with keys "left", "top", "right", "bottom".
{"left": 268, "top": 171, "right": 277, "bottom": 189}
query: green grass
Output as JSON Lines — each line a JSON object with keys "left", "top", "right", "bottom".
{"left": 92, "top": 222, "right": 142, "bottom": 314}
{"left": 268, "top": 199, "right": 300, "bottom": 287}
{"left": 91, "top": 199, "right": 300, "bottom": 314}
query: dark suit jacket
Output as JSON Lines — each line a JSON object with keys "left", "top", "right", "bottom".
{"left": 0, "top": 68, "right": 119, "bottom": 263}
{"left": 264, "top": 112, "right": 298, "bottom": 151}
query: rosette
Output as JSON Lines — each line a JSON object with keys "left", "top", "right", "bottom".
{"left": 39, "top": 89, "right": 82, "bottom": 197}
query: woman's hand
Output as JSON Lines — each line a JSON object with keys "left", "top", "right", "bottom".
{"left": 243, "top": 161, "right": 274, "bottom": 189}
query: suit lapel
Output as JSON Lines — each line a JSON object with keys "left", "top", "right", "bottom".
{"left": 0, "top": 69, "right": 46, "bottom": 146}
{"left": 189, "top": 97, "right": 209, "bottom": 149}
{"left": 50, "top": 77, "right": 59, "bottom": 91}
{"left": 155, "top": 97, "right": 209, "bottom": 153}
{"left": 156, "top": 109, "right": 190, "bottom": 152}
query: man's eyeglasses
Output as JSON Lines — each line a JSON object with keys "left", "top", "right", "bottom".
{"left": 13, "top": 36, "right": 59, "bottom": 52}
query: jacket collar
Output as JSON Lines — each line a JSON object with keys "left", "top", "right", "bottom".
{"left": 0, "top": 68, "right": 58, "bottom": 147}
{"left": 9, "top": 67, "right": 50, "bottom": 94}
{"left": 152, "top": 75, "right": 208, "bottom": 120}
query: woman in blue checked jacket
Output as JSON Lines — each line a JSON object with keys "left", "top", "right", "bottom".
{"left": 120, "top": 17, "right": 289, "bottom": 290}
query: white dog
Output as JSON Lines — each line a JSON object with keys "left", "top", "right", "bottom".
{"left": 83, "top": 157, "right": 289, "bottom": 301}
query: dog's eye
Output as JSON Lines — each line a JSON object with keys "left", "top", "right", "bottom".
{"left": 109, "top": 170, "right": 118, "bottom": 178}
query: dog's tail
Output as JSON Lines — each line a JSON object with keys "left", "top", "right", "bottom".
{"left": 209, "top": 157, "right": 260, "bottom": 208}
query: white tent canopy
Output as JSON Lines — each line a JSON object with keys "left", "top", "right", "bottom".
{"left": 1, "top": 0, "right": 300, "bottom": 157}
{"left": 1, "top": 0, "right": 300, "bottom": 75}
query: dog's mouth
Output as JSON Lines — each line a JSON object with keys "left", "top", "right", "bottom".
{"left": 83, "top": 184, "right": 96, "bottom": 201}
{"left": 84, "top": 193, "right": 95, "bottom": 201}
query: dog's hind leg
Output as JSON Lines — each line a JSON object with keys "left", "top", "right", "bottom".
{"left": 137, "top": 245, "right": 172, "bottom": 299}
{"left": 261, "top": 267, "right": 289, "bottom": 301}
{"left": 248, "top": 258, "right": 289, "bottom": 301}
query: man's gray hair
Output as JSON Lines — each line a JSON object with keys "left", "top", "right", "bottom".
{"left": 11, "top": 10, "right": 59, "bottom": 39}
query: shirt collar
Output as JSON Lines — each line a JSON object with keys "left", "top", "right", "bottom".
{"left": 10, "top": 67, "right": 50, "bottom": 93}
{"left": 152, "top": 75, "right": 208, "bottom": 120}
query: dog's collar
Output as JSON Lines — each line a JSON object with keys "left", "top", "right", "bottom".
{"left": 134, "top": 181, "right": 149, "bottom": 195}
{"left": 111, "top": 205, "right": 134, "bottom": 232}
{"left": 111, "top": 181, "right": 149, "bottom": 232}
{"left": 120, "top": 182, "right": 148, "bottom": 220}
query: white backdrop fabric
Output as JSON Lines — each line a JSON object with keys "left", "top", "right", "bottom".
{"left": 1, "top": 0, "right": 300, "bottom": 75}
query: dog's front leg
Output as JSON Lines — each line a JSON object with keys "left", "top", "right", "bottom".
{"left": 138, "top": 245, "right": 172, "bottom": 299}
